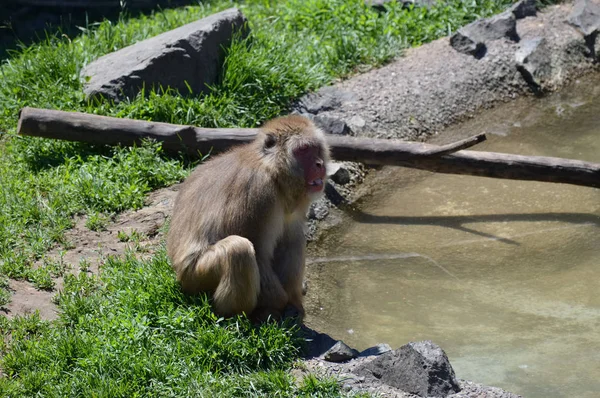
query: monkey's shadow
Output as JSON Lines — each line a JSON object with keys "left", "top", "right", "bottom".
{"left": 346, "top": 211, "right": 600, "bottom": 245}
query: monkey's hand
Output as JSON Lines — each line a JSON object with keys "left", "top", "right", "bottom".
{"left": 282, "top": 303, "right": 304, "bottom": 325}
{"left": 252, "top": 274, "right": 288, "bottom": 322}
{"left": 251, "top": 306, "right": 283, "bottom": 323}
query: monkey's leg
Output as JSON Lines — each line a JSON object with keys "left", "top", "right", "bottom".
{"left": 272, "top": 220, "right": 307, "bottom": 320}
{"left": 183, "top": 235, "right": 261, "bottom": 317}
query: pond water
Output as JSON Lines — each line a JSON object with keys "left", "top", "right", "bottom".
{"left": 305, "top": 75, "right": 600, "bottom": 398}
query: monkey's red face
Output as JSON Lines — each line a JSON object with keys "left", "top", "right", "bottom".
{"left": 294, "top": 145, "right": 326, "bottom": 194}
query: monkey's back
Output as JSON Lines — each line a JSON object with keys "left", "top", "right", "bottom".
{"left": 167, "top": 147, "right": 279, "bottom": 269}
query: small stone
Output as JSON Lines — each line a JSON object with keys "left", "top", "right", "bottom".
{"left": 449, "top": 34, "right": 486, "bottom": 58}
{"left": 348, "top": 115, "right": 366, "bottom": 129}
{"left": 515, "top": 37, "right": 551, "bottom": 91}
{"left": 308, "top": 200, "right": 329, "bottom": 220}
{"left": 327, "top": 162, "right": 351, "bottom": 185}
{"left": 450, "top": 11, "right": 518, "bottom": 57}
{"left": 323, "top": 341, "right": 360, "bottom": 363}
{"left": 510, "top": 0, "right": 537, "bottom": 20}
{"left": 359, "top": 343, "right": 392, "bottom": 357}
{"left": 324, "top": 183, "right": 346, "bottom": 206}
{"left": 295, "top": 87, "right": 353, "bottom": 114}
{"left": 312, "top": 115, "right": 351, "bottom": 135}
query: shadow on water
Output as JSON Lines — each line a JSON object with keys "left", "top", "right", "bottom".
{"left": 348, "top": 210, "right": 600, "bottom": 245}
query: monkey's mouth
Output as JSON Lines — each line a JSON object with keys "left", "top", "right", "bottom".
{"left": 307, "top": 178, "right": 324, "bottom": 192}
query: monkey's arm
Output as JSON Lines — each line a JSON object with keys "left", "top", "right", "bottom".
{"left": 252, "top": 250, "right": 289, "bottom": 321}
{"left": 272, "top": 219, "right": 307, "bottom": 318}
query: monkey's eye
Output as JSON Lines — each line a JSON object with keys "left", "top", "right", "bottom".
{"left": 264, "top": 134, "right": 277, "bottom": 149}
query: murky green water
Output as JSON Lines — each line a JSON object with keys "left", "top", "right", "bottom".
{"left": 305, "top": 76, "right": 600, "bottom": 398}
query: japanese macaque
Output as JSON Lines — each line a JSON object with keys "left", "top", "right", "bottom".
{"left": 166, "top": 115, "right": 329, "bottom": 321}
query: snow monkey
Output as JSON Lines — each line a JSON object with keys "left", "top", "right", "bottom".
{"left": 167, "top": 115, "right": 329, "bottom": 321}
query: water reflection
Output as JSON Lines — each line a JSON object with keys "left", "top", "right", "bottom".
{"left": 305, "top": 75, "right": 600, "bottom": 398}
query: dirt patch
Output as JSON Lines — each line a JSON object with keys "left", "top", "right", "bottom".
{"left": 2, "top": 185, "right": 180, "bottom": 320}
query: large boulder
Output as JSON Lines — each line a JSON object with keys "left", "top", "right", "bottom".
{"left": 80, "top": 8, "right": 248, "bottom": 101}
{"left": 355, "top": 340, "right": 461, "bottom": 397}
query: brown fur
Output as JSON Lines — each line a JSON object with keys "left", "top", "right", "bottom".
{"left": 167, "top": 115, "right": 329, "bottom": 320}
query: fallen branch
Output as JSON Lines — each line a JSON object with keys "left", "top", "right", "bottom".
{"left": 17, "top": 107, "right": 483, "bottom": 158}
{"left": 17, "top": 107, "right": 600, "bottom": 189}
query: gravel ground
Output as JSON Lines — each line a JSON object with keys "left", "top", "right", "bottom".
{"left": 308, "top": 2, "right": 598, "bottom": 142}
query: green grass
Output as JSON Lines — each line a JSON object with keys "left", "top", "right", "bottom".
{"left": 0, "top": 0, "right": 520, "bottom": 396}
{"left": 1, "top": 249, "right": 346, "bottom": 397}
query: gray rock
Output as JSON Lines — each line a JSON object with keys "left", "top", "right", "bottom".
{"left": 327, "top": 162, "right": 352, "bottom": 185}
{"left": 450, "top": 12, "right": 519, "bottom": 57}
{"left": 449, "top": 33, "right": 486, "bottom": 58}
{"left": 366, "top": 0, "right": 439, "bottom": 11}
{"left": 81, "top": 8, "right": 248, "bottom": 101}
{"left": 360, "top": 343, "right": 393, "bottom": 357}
{"left": 323, "top": 341, "right": 360, "bottom": 363}
{"left": 296, "top": 87, "right": 354, "bottom": 114}
{"left": 509, "top": 0, "right": 537, "bottom": 20}
{"left": 568, "top": 0, "right": 600, "bottom": 37}
{"left": 515, "top": 37, "right": 551, "bottom": 91}
{"left": 312, "top": 115, "right": 351, "bottom": 135}
{"left": 355, "top": 340, "right": 460, "bottom": 397}
{"left": 348, "top": 115, "right": 366, "bottom": 129}
{"left": 300, "top": 326, "right": 338, "bottom": 358}
{"left": 308, "top": 200, "right": 330, "bottom": 220}
{"left": 366, "top": 0, "right": 392, "bottom": 11}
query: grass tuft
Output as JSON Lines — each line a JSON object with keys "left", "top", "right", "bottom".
{"left": 0, "top": 249, "right": 318, "bottom": 397}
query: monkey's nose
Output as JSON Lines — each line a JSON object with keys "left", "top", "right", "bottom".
{"left": 316, "top": 159, "right": 324, "bottom": 168}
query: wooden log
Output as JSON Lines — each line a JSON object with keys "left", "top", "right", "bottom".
{"left": 17, "top": 107, "right": 600, "bottom": 189}
{"left": 10, "top": 0, "right": 191, "bottom": 8}
{"left": 17, "top": 107, "right": 257, "bottom": 155}
{"left": 17, "top": 107, "right": 484, "bottom": 157}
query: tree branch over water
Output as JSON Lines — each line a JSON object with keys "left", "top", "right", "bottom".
{"left": 17, "top": 107, "right": 600, "bottom": 189}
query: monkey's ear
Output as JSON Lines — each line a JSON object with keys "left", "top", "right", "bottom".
{"left": 264, "top": 133, "right": 277, "bottom": 149}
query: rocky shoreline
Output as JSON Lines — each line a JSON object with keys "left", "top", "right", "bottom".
{"left": 298, "top": 1, "right": 600, "bottom": 397}
{"left": 298, "top": 0, "right": 599, "bottom": 142}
